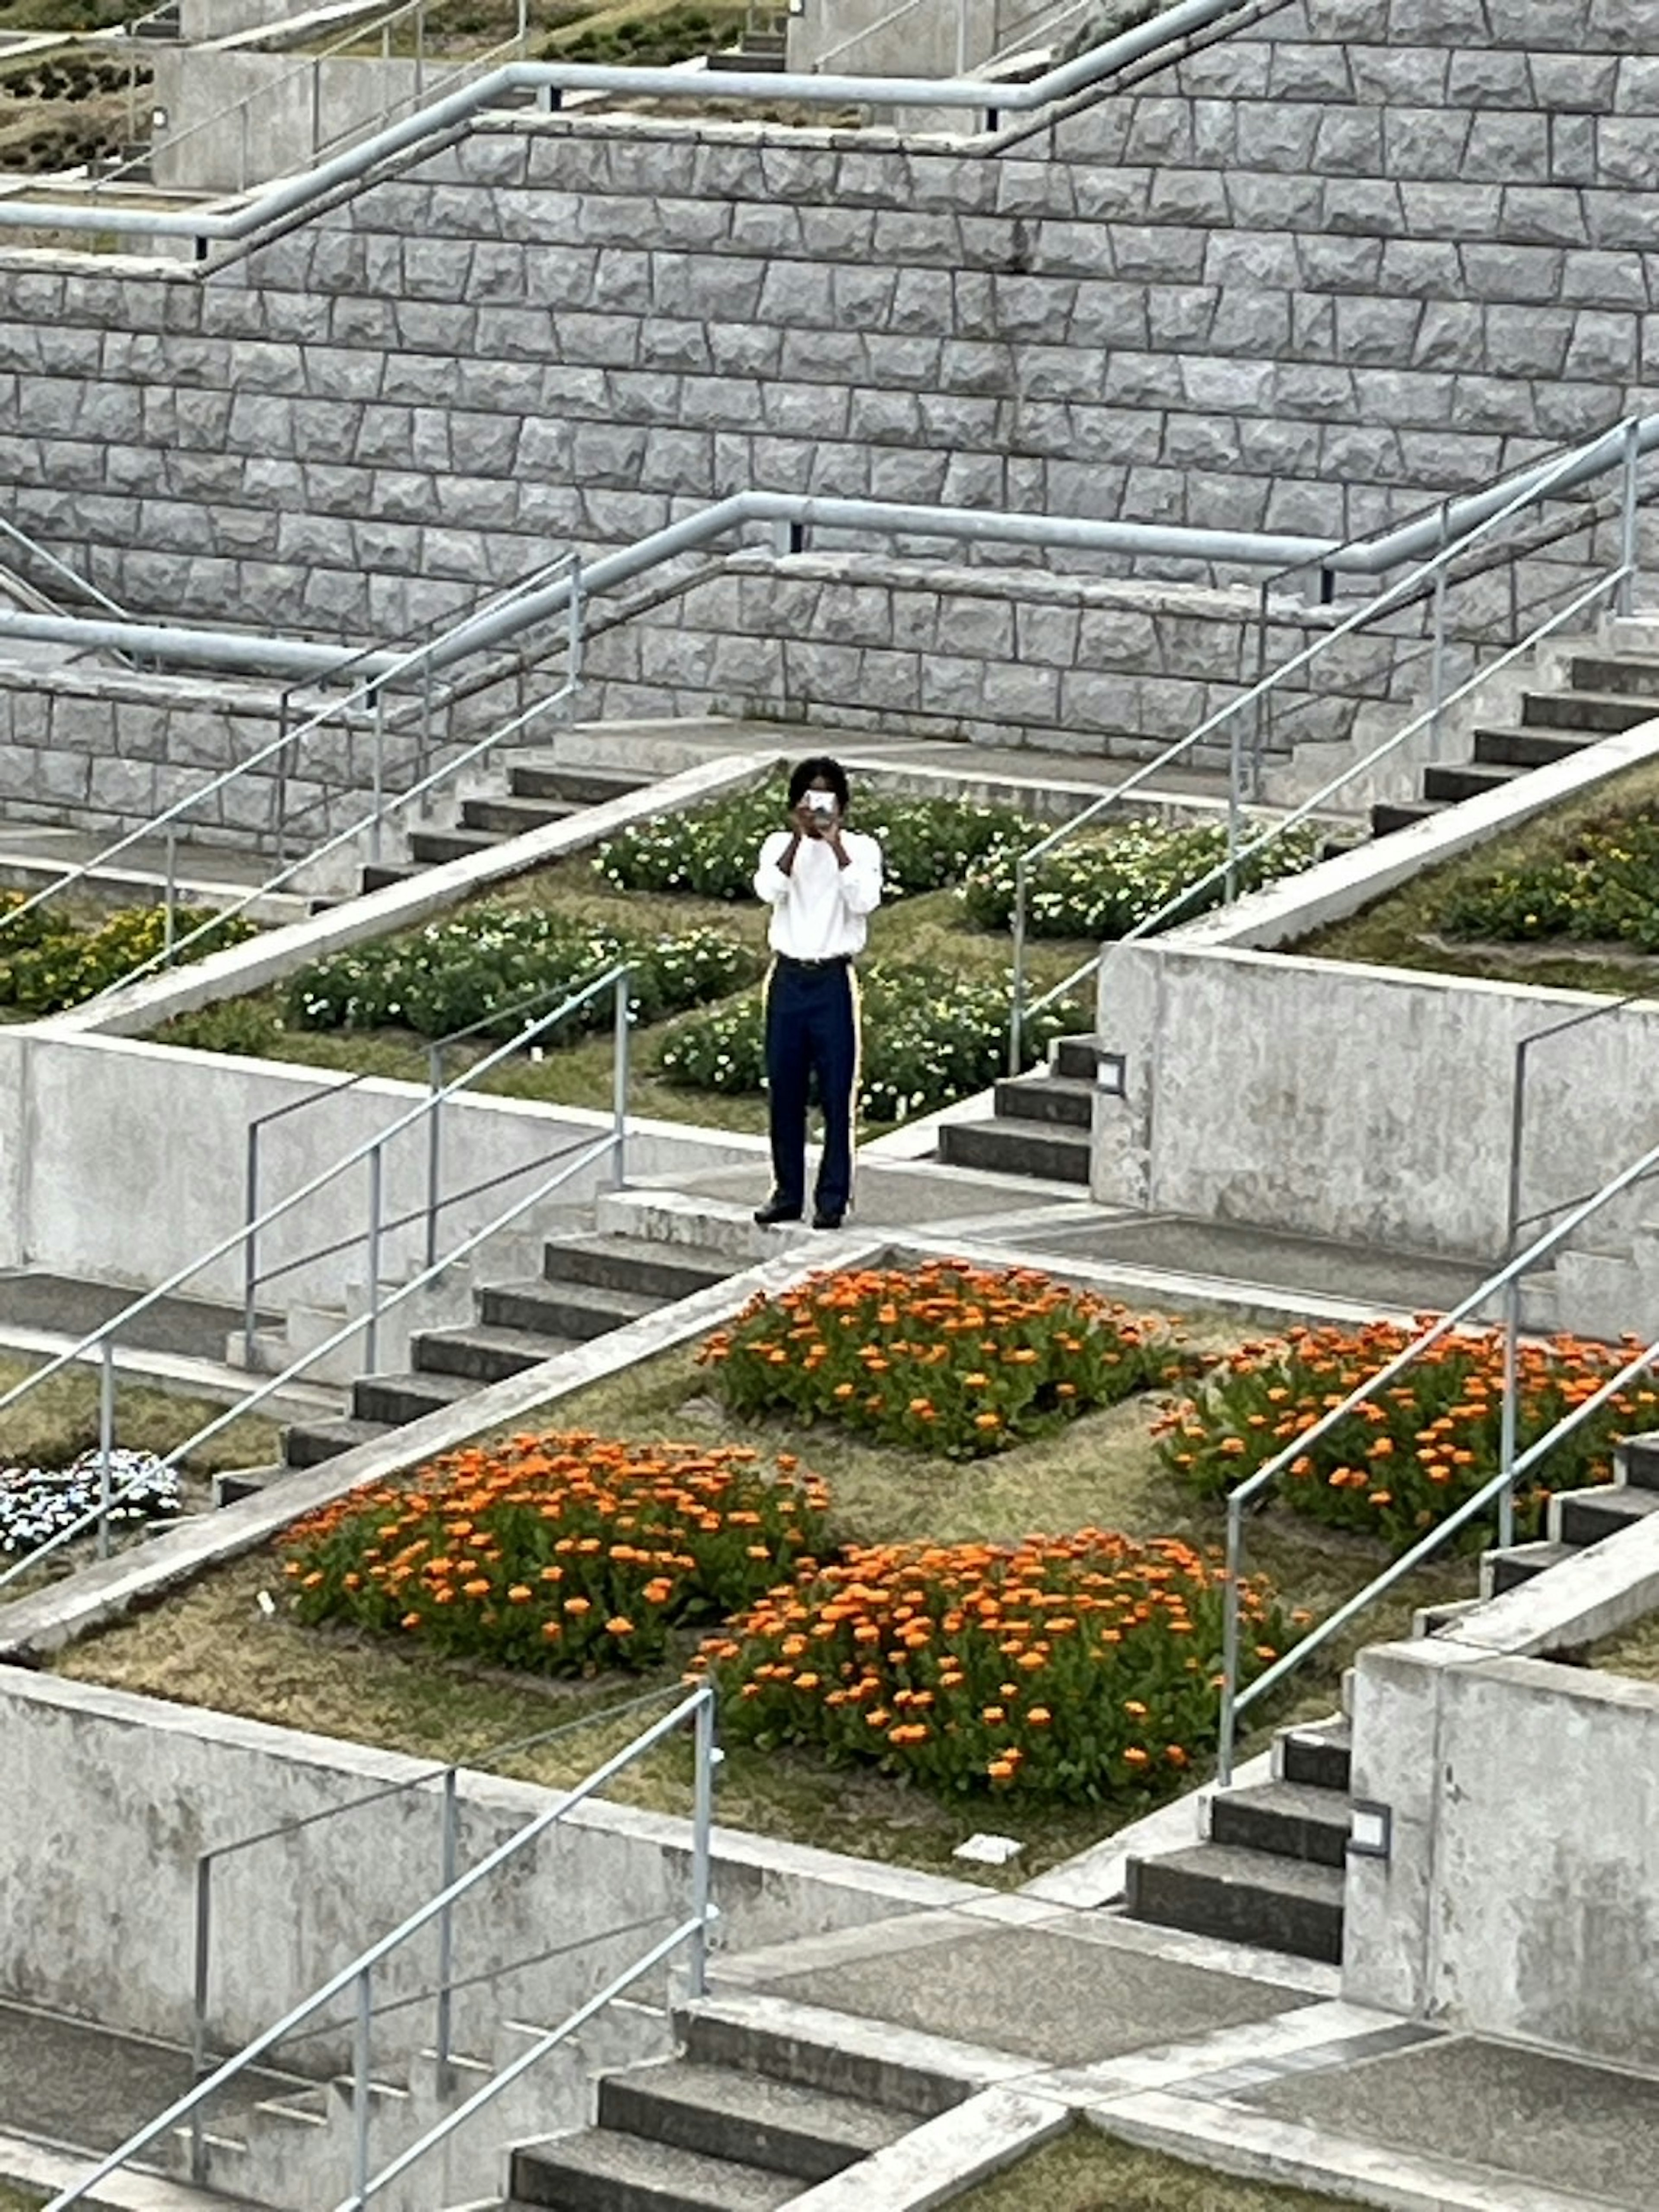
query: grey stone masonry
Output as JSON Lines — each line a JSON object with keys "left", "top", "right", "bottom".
{"left": 4, "top": 0, "right": 1659, "bottom": 760}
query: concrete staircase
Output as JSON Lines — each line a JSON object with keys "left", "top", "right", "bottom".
{"left": 359, "top": 756, "right": 650, "bottom": 893}
{"left": 936, "top": 1034, "right": 1094, "bottom": 1186}
{"left": 503, "top": 1997, "right": 944, "bottom": 2212}
{"left": 1372, "top": 643, "right": 1659, "bottom": 837}
{"left": 1122, "top": 1716, "right": 1351, "bottom": 1967}
{"left": 274, "top": 1232, "right": 736, "bottom": 1474}
{"left": 1481, "top": 1425, "right": 1659, "bottom": 1596}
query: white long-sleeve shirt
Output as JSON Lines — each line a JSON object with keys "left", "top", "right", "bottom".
{"left": 754, "top": 827, "right": 883, "bottom": 959}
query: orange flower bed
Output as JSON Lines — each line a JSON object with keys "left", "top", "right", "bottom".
{"left": 699, "top": 1260, "right": 1192, "bottom": 1458}
{"left": 1154, "top": 1320, "right": 1652, "bottom": 1551}
{"left": 280, "top": 1431, "right": 829, "bottom": 1673}
{"left": 691, "top": 1531, "right": 1287, "bottom": 1805}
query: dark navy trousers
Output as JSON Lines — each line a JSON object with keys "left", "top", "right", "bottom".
{"left": 764, "top": 956, "right": 859, "bottom": 1220}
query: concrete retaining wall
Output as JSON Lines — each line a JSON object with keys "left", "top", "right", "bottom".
{"left": 1346, "top": 1636, "right": 1659, "bottom": 2064}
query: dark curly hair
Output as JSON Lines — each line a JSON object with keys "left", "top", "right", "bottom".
{"left": 787, "top": 756, "right": 852, "bottom": 812}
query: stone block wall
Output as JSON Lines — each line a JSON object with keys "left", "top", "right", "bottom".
{"left": 2, "top": 0, "right": 1658, "bottom": 757}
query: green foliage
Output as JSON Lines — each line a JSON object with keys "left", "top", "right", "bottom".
{"left": 1154, "top": 1318, "right": 1651, "bottom": 1554}
{"left": 286, "top": 907, "right": 763, "bottom": 1040}
{"left": 282, "top": 1430, "right": 830, "bottom": 1675}
{"left": 655, "top": 959, "right": 1083, "bottom": 1125}
{"left": 1438, "top": 816, "right": 1659, "bottom": 952}
{"left": 595, "top": 783, "right": 1035, "bottom": 903}
{"left": 541, "top": 2, "right": 741, "bottom": 63}
{"left": 0, "top": 894, "right": 256, "bottom": 1016}
{"left": 960, "top": 818, "right": 1325, "bottom": 939}
{"left": 699, "top": 1260, "right": 1194, "bottom": 1459}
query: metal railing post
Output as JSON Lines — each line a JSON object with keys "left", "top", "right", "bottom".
{"left": 1224, "top": 702, "right": 1242, "bottom": 905}
{"left": 96, "top": 1341, "right": 116, "bottom": 1561}
{"left": 435, "top": 1768, "right": 458, "bottom": 2077}
{"left": 688, "top": 1691, "right": 716, "bottom": 2000}
{"left": 611, "top": 969, "right": 629, "bottom": 1188}
{"left": 1499, "top": 1030, "right": 1531, "bottom": 1550}
{"left": 352, "top": 1965, "right": 374, "bottom": 2205}
{"left": 568, "top": 553, "right": 584, "bottom": 714}
{"left": 369, "top": 688, "right": 386, "bottom": 863}
{"left": 1429, "top": 500, "right": 1449, "bottom": 758}
{"left": 516, "top": 0, "right": 528, "bottom": 56}
{"left": 162, "top": 830, "right": 178, "bottom": 964}
{"left": 310, "top": 57, "right": 321, "bottom": 159}
{"left": 365, "top": 1144, "right": 385, "bottom": 1372}
{"left": 425, "top": 1042, "right": 443, "bottom": 1270}
{"left": 1216, "top": 1497, "right": 1243, "bottom": 1788}
{"left": 1008, "top": 855, "right": 1030, "bottom": 1077}
{"left": 190, "top": 1855, "right": 212, "bottom": 2184}
{"left": 243, "top": 1122, "right": 261, "bottom": 1366}
{"left": 1620, "top": 415, "right": 1641, "bottom": 617}
{"left": 238, "top": 100, "right": 250, "bottom": 191}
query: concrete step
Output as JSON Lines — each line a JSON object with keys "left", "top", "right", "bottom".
{"left": 510, "top": 760, "right": 648, "bottom": 806}
{"left": 597, "top": 2058, "right": 906, "bottom": 2183}
{"left": 1616, "top": 1430, "right": 1659, "bottom": 1490}
{"left": 350, "top": 1368, "right": 481, "bottom": 1427}
{"left": 213, "top": 1462, "right": 288, "bottom": 1506}
{"left": 411, "top": 1323, "right": 578, "bottom": 1383}
{"left": 1569, "top": 652, "right": 1659, "bottom": 699}
{"left": 477, "top": 1276, "right": 659, "bottom": 1340}
{"left": 1522, "top": 686, "right": 1659, "bottom": 734}
{"left": 680, "top": 2002, "right": 969, "bottom": 2121}
{"left": 408, "top": 827, "right": 501, "bottom": 865}
{"left": 1554, "top": 1482, "right": 1659, "bottom": 1547}
{"left": 460, "top": 795, "right": 574, "bottom": 837}
{"left": 1370, "top": 799, "right": 1443, "bottom": 837}
{"left": 509, "top": 2126, "right": 797, "bottom": 2211}
{"left": 1471, "top": 725, "right": 1597, "bottom": 768}
{"left": 1208, "top": 1779, "right": 1351, "bottom": 1870}
{"left": 1481, "top": 1538, "right": 1579, "bottom": 1596}
{"left": 1421, "top": 760, "right": 1526, "bottom": 805}
{"left": 1124, "top": 1842, "right": 1345, "bottom": 1964}
{"left": 936, "top": 1116, "right": 1090, "bottom": 1184}
{"left": 283, "top": 1413, "right": 394, "bottom": 1467}
{"left": 1052, "top": 1035, "right": 1100, "bottom": 1082}
{"left": 706, "top": 44, "right": 787, "bottom": 67}
{"left": 1274, "top": 1720, "right": 1352, "bottom": 1795}
{"left": 540, "top": 1233, "right": 734, "bottom": 1303}
{"left": 362, "top": 860, "right": 424, "bottom": 891}
{"left": 991, "top": 1073, "right": 1093, "bottom": 1129}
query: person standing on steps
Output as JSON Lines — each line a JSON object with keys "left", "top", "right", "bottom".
{"left": 751, "top": 757, "right": 883, "bottom": 1232}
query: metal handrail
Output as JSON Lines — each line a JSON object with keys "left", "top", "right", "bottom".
{"left": 191, "top": 1677, "right": 695, "bottom": 2090}
{"left": 1214, "top": 1127, "right": 1659, "bottom": 1785}
{"left": 0, "top": 0, "right": 1332, "bottom": 245}
{"left": 1017, "top": 560, "right": 1634, "bottom": 1046}
{"left": 0, "top": 515, "right": 133, "bottom": 624}
{"left": 1227, "top": 1327, "right": 1659, "bottom": 1789}
{"left": 0, "top": 962, "right": 629, "bottom": 1593}
{"left": 43, "top": 1684, "right": 717, "bottom": 2210}
{"left": 0, "top": 548, "right": 580, "bottom": 946}
{"left": 1005, "top": 415, "right": 1650, "bottom": 1063}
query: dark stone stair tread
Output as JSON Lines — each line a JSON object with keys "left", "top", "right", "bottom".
{"left": 1484, "top": 1538, "right": 1579, "bottom": 1592}
{"left": 1570, "top": 652, "right": 1659, "bottom": 692}
{"left": 1421, "top": 763, "right": 1526, "bottom": 799}
{"left": 1277, "top": 1719, "right": 1352, "bottom": 1792}
{"left": 1210, "top": 1778, "right": 1351, "bottom": 1866}
{"left": 1472, "top": 725, "right": 1598, "bottom": 761}
{"left": 283, "top": 1415, "right": 396, "bottom": 1467}
{"left": 413, "top": 1323, "right": 580, "bottom": 1378}
{"left": 509, "top": 760, "right": 649, "bottom": 804}
{"left": 1524, "top": 686, "right": 1659, "bottom": 720}
{"left": 1618, "top": 1431, "right": 1659, "bottom": 1490}
{"left": 409, "top": 829, "right": 501, "bottom": 860}
{"left": 352, "top": 1369, "right": 482, "bottom": 1417}
{"left": 511, "top": 2125, "right": 798, "bottom": 2211}
{"left": 938, "top": 1117, "right": 1092, "bottom": 1184}
{"left": 1557, "top": 1483, "right": 1659, "bottom": 1541}
{"left": 1126, "top": 1842, "right": 1345, "bottom": 1964}
{"left": 460, "top": 797, "right": 575, "bottom": 832}
{"left": 992, "top": 1073, "right": 1094, "bottom": 1127}
{"left": 481, "top": 1276, "right": 660, "bottom": 1328}
{"left": 600, "top": 2057, "right": 907, "bottom": 2173}
{"left": 541, "top": 1234, "right": 734, "bottom": 1300}
{"left": 1370, "top": 801, "right": 1443, "bottom": 835}
{"left": 1051, "top": 1034, "right": 1101, "bottom": 1081}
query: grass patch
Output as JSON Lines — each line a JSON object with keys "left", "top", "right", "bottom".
{"left": 1297, "top": 757, "right": 1659, "bottom": 999}
{"left": 954, "top": 2123, "right": 1358, "bottom": 2211}
{"left": 0, "top": 1357, "right": 281, "bottom": 1479}
{"left": 149, "top": 870, "right": 1093, "bottom": 1140}
{"left": 0, "top": 2187, "right": 44, "bottom": 2212}
{"left": 52, "top": 1320, "right": 1477, "bottom": 1875}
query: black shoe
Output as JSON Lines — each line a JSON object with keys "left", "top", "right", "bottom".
{"left": 753, "top": 1197, "right": 804, "bottom": 1227}
{"left": 812, "top": 1210, "right": 845, "bottom": 1231}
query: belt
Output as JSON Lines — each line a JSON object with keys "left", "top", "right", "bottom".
{"left": 776, "top": 953, "right": 852, "bottom": 971}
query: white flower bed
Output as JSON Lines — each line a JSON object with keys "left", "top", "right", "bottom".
{"left": 0, "top": 1448, "right": 183, "bottom": 1556}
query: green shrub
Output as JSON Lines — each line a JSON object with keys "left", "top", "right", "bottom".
{"left": 595, "top": 784, "right": 1035, "bottom": 904}
{"left": 655, "top": 959, "right": 1083, "bottom": 1124}
{"left": 960, "top": 818, "right": 1325, "bottom": 939}
{"left": 286, "top": 908, "right": 763, "bottom": 1039}
{"left": 0, "top": 896, "right": 256, "bottom": 1015}
{"left": 1437, "top": 818, "right": 1659, "bottom": 952}
{"left": 699, "top": 1260, "right": 1192, "bottom": 1458}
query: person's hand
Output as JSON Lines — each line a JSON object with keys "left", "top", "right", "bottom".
{"left": 792, "top": 798, "right": 828, "bottom": 839}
